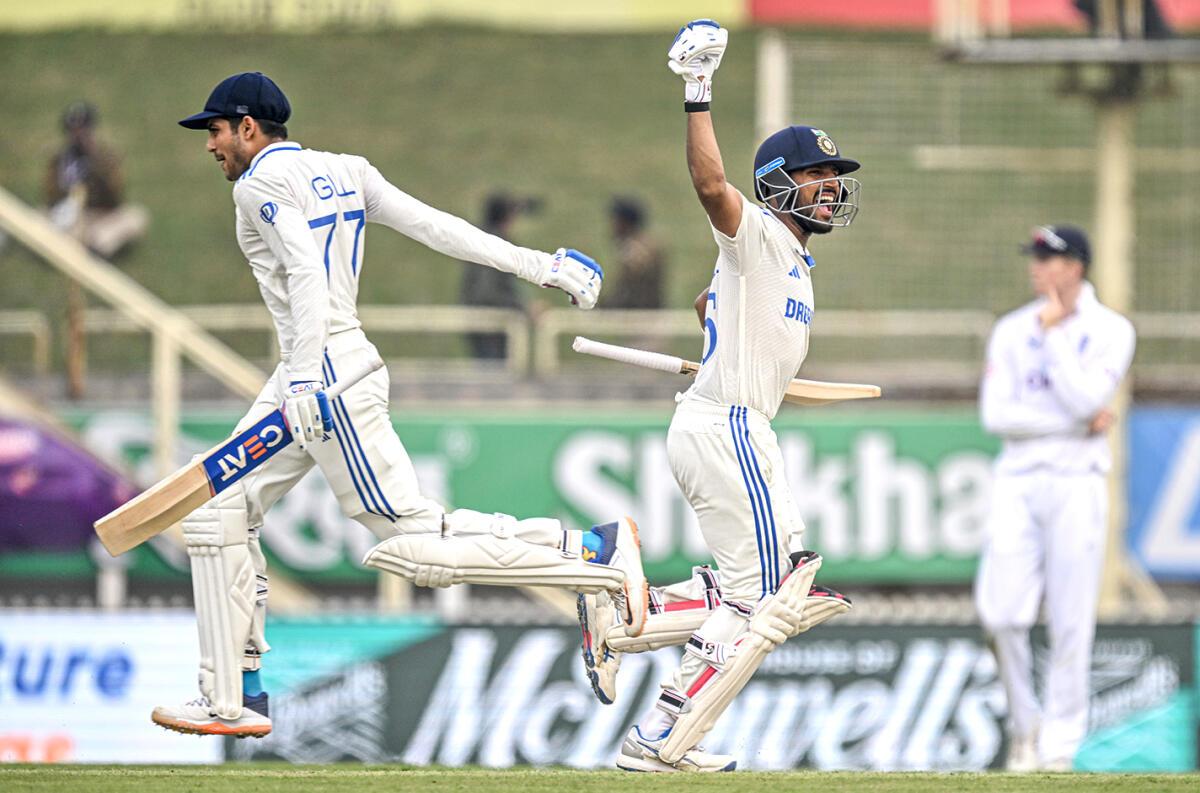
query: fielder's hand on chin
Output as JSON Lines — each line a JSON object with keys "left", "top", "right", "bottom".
{"left": 1088, "top": 407, "right": 1116, "bottom": 436}
{"left": 1038, "top": 286, "right": 1069, "bottom": 329}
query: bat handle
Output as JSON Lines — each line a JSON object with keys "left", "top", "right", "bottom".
{"left": 326, "top": 354, "right": 385, "bottom": 400}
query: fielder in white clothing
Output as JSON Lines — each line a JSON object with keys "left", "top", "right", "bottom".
{"left": 152, "top": 71, "right": 647, "bottom": 738}
{"left": 975, "top": 224, "right": 1135, "bottom": 771}
{"left": 577, "top": 21, "right": 853, "bottom": 773}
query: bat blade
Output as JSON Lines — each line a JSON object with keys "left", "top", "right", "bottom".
{"left": 94, "top": 408, "right": 292, "bottom": 556}
{"left": 572, "top": 337, "right": 880, "bottom": 407}
{"left": 94, "top": 355, "right": 384, "bottom": 556}
{"left": 94, "top": 466, "right": 212, "bottom": 556}
{"left": 784, "top": 379, "right": 882, "bottom": 407}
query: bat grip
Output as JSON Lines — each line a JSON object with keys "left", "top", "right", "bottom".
{"left": 326, "top": 354, "right": 385, "bottom": 399}
{"left": 572, "top": 336, "right": 688, "bottom": 375}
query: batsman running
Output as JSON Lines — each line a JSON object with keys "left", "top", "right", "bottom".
{"left": 153, "top": 72, "right": 647, "bottom": 738}
{"left": 576, "top": 21, "right": 854, "bottom": 772}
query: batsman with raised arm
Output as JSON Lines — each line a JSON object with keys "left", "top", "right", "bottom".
{"left": 576, "top": 21, "right": 856, "bottom": 772}
{"left": 153, "top": 72, "right": 647, "bottom": 738}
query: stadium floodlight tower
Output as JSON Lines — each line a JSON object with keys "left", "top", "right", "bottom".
{"left": 938, "top": 0, "right": 1200, "bottom": 617}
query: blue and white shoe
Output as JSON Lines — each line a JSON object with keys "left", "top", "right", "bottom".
{"left": 577, "top": 590, "right": 622, "bottom": 704}
{"left": 616, "top": 725, "right": 736, "bottom": 773}
{"left": 588, "top": 518, "right": 648, "bottom": 637}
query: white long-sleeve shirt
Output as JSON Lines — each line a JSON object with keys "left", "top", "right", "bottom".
{"left": 979, "top": 281, "right": 1135, "bottom": 474}
{"left": 232, "top": 141, "right": 552, "bottom": 382}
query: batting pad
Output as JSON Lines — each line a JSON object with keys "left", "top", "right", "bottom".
{"left": 658, "top": 552, "right": 822, "bottom": 765}
{"left": 363, "top": 533, "right": 625, "bottom": 593}
{"left": 608, "top": 583, "right": 850, "bottom": 654}
{"left": 183, "top": 501, "right": 255, "bottom": 720}
{"left": 790, "top": 585, "right": 852, "bottom": 636}
{"left": 607, "top": 608, "right": 707, "bottom": 653}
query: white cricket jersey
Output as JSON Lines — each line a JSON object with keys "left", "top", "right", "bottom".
{"left": 683, "top": 191, "right": 815, "bottom": 420}
{"left": 232, "top": 141, "right": 552, "bottom": 383}
{"left": 979, "top": 282, "right": 1136, "bottom": 474}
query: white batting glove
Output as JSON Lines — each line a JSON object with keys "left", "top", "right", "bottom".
{"left": 540, "top": 248, "right": 604, "bottom": 310}
{"left": 282, "top": 381, "right": 333, "bottom": 450}
{"left": 667, "top": 19, "right": 728, "bottom": 103}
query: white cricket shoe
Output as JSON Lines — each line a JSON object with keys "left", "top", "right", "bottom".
{"left": 152, "top": 692, "right": 271, "bottom": 738}
{"left": 590, "top": 518, "right": 648, "bottom": 637}
{"left": 1005, "top": 733, "right": 1039, "bottom": 772}
{"left": 616, "top": 726, "right": 736, "bottom": 773}
{"left": 577, "top": 590, "right": 622, "bottom": 704}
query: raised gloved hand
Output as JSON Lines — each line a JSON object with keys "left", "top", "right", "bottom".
{"left": 282, "top": 381, "right": 333, "bottom": 450}
{"left": 667, "top": 19, "right": 729, "bottom": 103}
{"left": 540, "top": 248, "right": 603, "bottom": 310}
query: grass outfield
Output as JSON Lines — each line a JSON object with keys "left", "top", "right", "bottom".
{"left": 2, "top": 766, "right": 1198, "bottom": 793}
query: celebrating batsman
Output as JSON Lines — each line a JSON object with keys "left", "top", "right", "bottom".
{"left": 152, "top": 72, "right": 646, "bottom": 738}
{"left": 577, "top": 21, "right": 854, "bottom": 772}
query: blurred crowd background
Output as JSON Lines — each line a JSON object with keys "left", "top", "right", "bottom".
{"left": 1, "top": 0, "right": 1198, "bottom": 773}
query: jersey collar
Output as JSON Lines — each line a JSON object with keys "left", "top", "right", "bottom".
{"left": 762, "top": 203, "right": 817, "bottom": 268}
{"left": 1076, "top": 280, "right": 1098, "bottom": 311}
{"left": 238, "top": 140, "right": 302, "bottom": 181}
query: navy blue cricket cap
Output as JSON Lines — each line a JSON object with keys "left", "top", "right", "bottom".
{"left": 1022, "top": 224, "right": 1091, "bottom": 266}
{"left": 753, "top": 125, "right": 860, "bottom": 200}
{"left": 178, "top": 72, "right": 291, "bottom": 130}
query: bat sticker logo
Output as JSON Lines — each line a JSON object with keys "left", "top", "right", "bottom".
{"left": 203, "top": 412, "right": 292, "bottom": 493}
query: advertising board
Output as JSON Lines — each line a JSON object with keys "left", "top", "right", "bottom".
{"left": 235, "top": 620, "right": 1197, "bottom": 771}
{"left": 0, "top": 611, "right": 220, "bottom": 763}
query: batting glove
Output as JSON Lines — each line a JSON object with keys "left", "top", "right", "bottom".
{"left": 667, "top": 19, "right": 728, "bottom": 103}
{"left": 541, "top": 248, "right": 604, "bottom": 310}
{"left": 282, "top": 381, "right": 333, "bottom": 450}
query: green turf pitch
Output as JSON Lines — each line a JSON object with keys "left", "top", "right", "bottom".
{"left": 1, "top": 766, "right": 1197, "bottom": 793}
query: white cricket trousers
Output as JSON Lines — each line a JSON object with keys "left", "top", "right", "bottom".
{"left": 663, "top": 399, "right": 805, "bottom": 695}
{"left": 974, "top": 468, "right": 1107, "bottom": 765}
{"left": 222, "top": 327, "right": 561, "bottom": 659}
{"left": 235, "top": 328, "right": 444, "bottom": 539}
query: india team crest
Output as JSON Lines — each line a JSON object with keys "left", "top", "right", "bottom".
{"left": 812, "top": 129, "right": 838, "bottom": 157}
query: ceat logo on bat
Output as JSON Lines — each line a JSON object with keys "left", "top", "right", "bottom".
{"left": 216, "top": 426, "right": 284, "bottom": 478}
{"left": 205, "top": 412, "right": 289, "bottom": 490}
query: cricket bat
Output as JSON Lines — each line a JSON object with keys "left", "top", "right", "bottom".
{"left": 94, "top": 355, "right": 385, "bottom": 556}
{"left": 571, "top": 337, "right": 881, "bottom": 407}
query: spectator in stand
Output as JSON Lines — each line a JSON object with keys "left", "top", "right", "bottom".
{"left": 45, "top": 101, "right": 150, "bottom": 399}
{"left": 605, "top": 197, "right": 666, "bottom": 309}
{"left": 459, "top": 192, "right": 543, "bottom": 360}
{"left": 45, "top": 101, "right": 149, "bottom": 259}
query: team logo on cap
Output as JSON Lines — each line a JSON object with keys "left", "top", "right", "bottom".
{"left": 812, "top": 128, "right": 838, "bottom": 157}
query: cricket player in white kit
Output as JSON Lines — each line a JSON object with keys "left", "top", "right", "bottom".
{"left": 577, "top": 21, "right": 854, "bottom": 772}
{"left": 151, "top": 72, "right": 647, "bottom": 737}
{"left": 975, "top": 225, "right": 1135, "bottom": 771}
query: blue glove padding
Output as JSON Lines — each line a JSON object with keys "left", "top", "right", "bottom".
{"left": 544, "top": 248, "right": 604, "bottom": 309}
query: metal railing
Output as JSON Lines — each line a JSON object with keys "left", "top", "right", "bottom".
{"left": 0, "top": 186, "right": 265, "bottom": 479}
{"left": 4, "top": 304, "right": 1199, "bottom": 392}
{"left": 0, "top": 309, "right": 51, "bottom": 373}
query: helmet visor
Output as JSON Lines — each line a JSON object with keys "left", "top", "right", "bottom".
{"left": 756, "top": 164, "right": 861, "bottom": 229}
